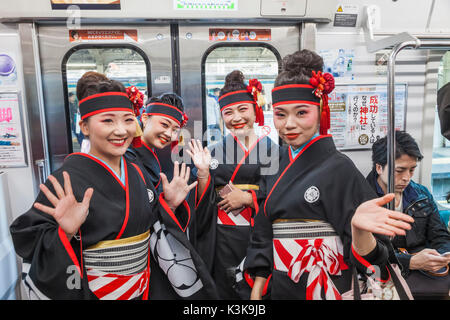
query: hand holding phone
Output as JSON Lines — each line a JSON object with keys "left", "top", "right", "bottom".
{"left": 218, "top": 183, "right": 244, "bottom": 216}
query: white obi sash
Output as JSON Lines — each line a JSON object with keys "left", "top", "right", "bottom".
{"left": 84, "top": 231, "right": 150, "bottom": 300}
{"left": 272, "top": 219, "right": 349, "bottom": 300}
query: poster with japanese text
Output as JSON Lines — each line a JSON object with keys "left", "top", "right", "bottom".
{"left": 328, "top": 84, "right": 407, "bottom": 150}
{"left": 0, "top": 92, "right": 26, "bottom": 167}
{"left": 51, "top": 0, "right": 120, "bottom": 10}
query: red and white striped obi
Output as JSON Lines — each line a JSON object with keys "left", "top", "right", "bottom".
{"left": 216, "top": 184, "right": 258, "bottom": 226}
{"left": 84, "top": 231, "right": 150, "bottom": 300}
{"left": 272, "top": 220, "right": 349, "bottom": 300}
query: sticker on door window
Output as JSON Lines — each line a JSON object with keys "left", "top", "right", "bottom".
{"left": 209, "top": 29, "right": 271, "bottom": 42}
{"left": 69, "top": 30, "right": 137, "bottom": 42}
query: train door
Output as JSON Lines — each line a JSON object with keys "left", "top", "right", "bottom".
{"left": 36, "top": 25, "right": 173, "bottom": 174}
{"left": 178, "top": 24, "right": 300, "bottom": 146}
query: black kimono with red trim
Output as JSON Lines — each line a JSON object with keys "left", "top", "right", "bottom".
{"left": 194, "top": 132, "right": 279, "bottom": 299}
{"left": 10, "top": 153, "right": 218, "bottom": 300}
{"left": 244, "top": 135, "right": 391, "bottom": 300}
{"left": 125, "top": 141, "right": 163, "bottom": 195}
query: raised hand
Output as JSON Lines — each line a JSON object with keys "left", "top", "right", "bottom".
{"left": 186, "top": 139, "right": 211, "bottom": 175}
{"left": 351, "top": 193, "right": 415, "bottom": 237}
{"left": 161, "top": 161, "right": 198, "bottom": 211}
{"left": 33, "top": 171, "right": 93, "bottom": 240}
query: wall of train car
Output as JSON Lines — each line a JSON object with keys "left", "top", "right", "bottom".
{"left": 0, "top": 23, "right": 36, "bottom": 221}
{"left": 316, "top": 0, "right": 450, "bottom": 190}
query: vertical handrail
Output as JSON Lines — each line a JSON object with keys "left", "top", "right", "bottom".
{"left": 386, "top": 40, "right": 420, "bottom": 210}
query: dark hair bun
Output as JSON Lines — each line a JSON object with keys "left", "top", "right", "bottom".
{"left": 275, "top": 50, "right": 324, "bottom": 86}
{"left": 76, "top": 71, "right": 126, "bottom": 100}
{"left": 76, "top": 71, "right": 109, "bottom": 100}
{"left": 220, "top": 70, "right": 247, "bottom": 96}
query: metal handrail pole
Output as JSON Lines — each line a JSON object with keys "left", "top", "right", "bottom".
{"left": 386, "top": 40, "right": 420, "bottom": 211}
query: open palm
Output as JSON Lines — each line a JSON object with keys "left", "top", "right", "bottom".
{"left": 352, "top": 193, "right": 414, "bottom": 237}
{"left": 186, "top": 139, "right": 211, "bottom": 173}
{"left": 34, "top": 171, "right": 93, "bottom": 238}
{"left": 161, "top": 161, "right": 198, "bottom": 210}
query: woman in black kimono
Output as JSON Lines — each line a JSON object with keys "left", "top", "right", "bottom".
{"left": 244, "top": 50, "right": 415, "bottom": 300}
{"left": 187, "top": 70, "right": 280, "bottom": 299}
{"left": 9, "top": 74, "right": 217, "bottom": 300}
{"left": 125, "top": 93, "right": 188, "bottom": 195}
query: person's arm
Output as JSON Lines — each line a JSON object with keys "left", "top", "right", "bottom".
{"left": 250, "top": 276, "right": 267, "bottom": 300}
{"left": 420, "top": 186, "right": 450, "bottom": 253}
{"left": 9, "top": 171, "right": 93, "bottom": 299}
{"left": 160, "top": 161, "right": 197, "bottom": 212}
{"left": 351, "top": 193, "right": 414, "bottom": 256}
{"left": 186, "top": 139, "right": 211, "bottom": 205}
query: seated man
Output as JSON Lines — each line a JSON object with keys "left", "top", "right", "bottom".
{"left": 367, "top": 130, "right": 450, "bottom": 299}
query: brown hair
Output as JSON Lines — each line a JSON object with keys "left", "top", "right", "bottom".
{"left": 219, "top": 70, "right": 247, "bottom": 97}
{"left": 75, "top": 71, "right": 126, "bottom": 101}
{"left": 274, "top": 50, "right": 324, "bottom": 87}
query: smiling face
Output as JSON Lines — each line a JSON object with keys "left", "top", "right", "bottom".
{"left": 80, "top": 110, "right": 136, "bottom": 162}
{"left": 141, "top": 113, "right": 181, "bottom": 149}
{"left": 221, "top": 102, "right": 256, "bottom": 137}
{"left": 273, "top": 102, "right": 320, "bottom": 149}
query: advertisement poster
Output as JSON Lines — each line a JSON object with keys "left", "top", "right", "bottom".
{"left": 209, "top": 28, "right": 271, "bottom": 42}
{"left": 69, "top": 30, "right": 138, "bottom": 42}
{"left": 319, "top": 48, "right": 355, "bottom": 81}
{"left": 328, "top": 84, "right": 407, "bottom": 150}
{"left": 0, "top": 92, "right": 26, "bottom": 167}
{"left": 0, "top": 53, "right": 17, "bottom": 87}
{"left": 175, "top": 0, "right": 237, "bottom": 10}
{"left": 51, "top": 0, "right": 121, "bottom": 10}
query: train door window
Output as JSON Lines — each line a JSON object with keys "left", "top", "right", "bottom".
{"left": 63, "top": 46, "right": 150, "bottom": 152}
{"left": 434, "top": 51, "right": 450, "bottom": 215}
{"left": 202, "top": 45, "right": 280, "bottom": 145}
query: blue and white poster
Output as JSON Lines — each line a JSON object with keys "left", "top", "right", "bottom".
{"left": 0, "top": 53, "right": 17, "bottom": 87}
{"left": 319, "top": 48, "right": 355, "bottom": 81}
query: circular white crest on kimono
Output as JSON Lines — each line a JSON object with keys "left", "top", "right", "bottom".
{"left": 147, "top": 189, "right": 154, "bottom": 203}
{"left": 209, "top": 158, "right": 219, "bottom": 170}
{"left": 304, "top": 186, "right": 320, "bottom": 203}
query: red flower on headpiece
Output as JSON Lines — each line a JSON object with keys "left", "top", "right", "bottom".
{"left": 309, "top": 71, "right": 335, "bottom": 136}
{"left": 247, "top": 79, "right": 263, "bottom": 93}
{"left": 309, "top": 71, "right": 335, "bottom": 98}
{"left": 181, "top": 113, "right": 189, "bottom": 128}
{"left": 246, "top": 78, "right": 265, "bottom": 126}
{"left": 126, "top": 86, "right": 144, "bottom": 117}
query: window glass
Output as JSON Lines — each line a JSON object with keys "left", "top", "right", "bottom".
{"left": 65, "top": 47, "right": 149, "bottom": 152}
{"left": 433, "top": 51, "right": 450, "bottom": 213}
{"left": 203, "top": 46, "right": 280, "bottom": 145}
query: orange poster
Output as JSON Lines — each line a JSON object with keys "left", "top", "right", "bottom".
{"left": 51, "top": 0, "right": 120, "bottom": 10}
{"left": 69, "top": 30, "right": 137, "bottom": 42}
{"left": 209, "top": 28, "right": 271, "bottom": 42}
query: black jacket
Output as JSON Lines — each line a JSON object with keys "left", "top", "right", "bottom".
{"left": 366, "top": 169, "right": 450, "bottom": 275}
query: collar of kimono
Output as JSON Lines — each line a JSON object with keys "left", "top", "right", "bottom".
{"left": 78, "top": 92, "right": 133, "bottom": 120}
{"left": 145, "top": 102, "right": 188, "bottom": 127}
{"left": 218, "top": 90, "right": 256, "bottom": 112}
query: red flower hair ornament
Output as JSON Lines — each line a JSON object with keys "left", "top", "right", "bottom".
{"left": 126, "top": 86, "right": 145, "bottom": 148}
{"left": 309, "top": 71, "right": 335, "bottom": 135}
{"left": 126, "top": 86, "right": 144, "bottom": 117}
{"left": 247, "top": 78, "right": 265, "bottom": 126}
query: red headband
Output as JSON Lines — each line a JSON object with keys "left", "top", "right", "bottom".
{"left": 145, "top": 102, "right": 188, "bottom": 127}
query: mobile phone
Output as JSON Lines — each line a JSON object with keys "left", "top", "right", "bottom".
{"left": 219, "top": 184, "right": 233, "bottom": 198}
{"left": 441, "top": 251, "right": 450, "bottom": 257}
{"left": 218, "top": 183, "right": 244, "bottom": 216}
